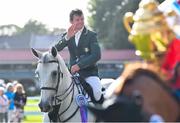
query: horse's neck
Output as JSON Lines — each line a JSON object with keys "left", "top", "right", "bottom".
{"left": 57, "top": 55, "right": 72, "bottom": 94}
{"left": 56, "top": 56, "right": 79, "bottom": 120}
{"left": 58, "top": 74, "right": 79, "bottom": 121}
{"left": 55, "top": 56, "right": 94, "bottom": 122}
{"left": 57, "top": 55, "right": 70, "bottom": 76}
{"left": 42, "top": 55, "right": 93, "bottom": 122}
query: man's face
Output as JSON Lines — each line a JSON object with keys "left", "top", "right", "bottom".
{"left": 9, "top": 86, "right": 14, "bottom": 92}
{"left": 17, "top": 87, "right": 22, "bottom": 93}
{"left": 71, "top": 15, "right": 84, "bottom": 30}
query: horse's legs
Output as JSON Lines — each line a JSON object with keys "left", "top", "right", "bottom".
{"left": 43, "top": 113, "right": 50, "bottom": 123}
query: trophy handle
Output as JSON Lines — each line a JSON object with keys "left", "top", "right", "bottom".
{"left": 165, "top": 9, "right": 177, "bottom": 17}
{"left": 123, "top": 12, "right": 134, "bottom": 33}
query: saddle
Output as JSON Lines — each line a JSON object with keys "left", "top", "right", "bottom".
{"left": 73, "top": 74, "right": 104, "bottom": 104}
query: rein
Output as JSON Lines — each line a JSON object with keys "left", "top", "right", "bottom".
{"left": 38, "top": 59, "right": 85, "bottom": 122}
{"left": 56, "top": 75, "right": 87, "bottom": 122}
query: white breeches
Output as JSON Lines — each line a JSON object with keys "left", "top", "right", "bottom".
{"left": 85, "top": 76, "right": 103, "bottom": 101}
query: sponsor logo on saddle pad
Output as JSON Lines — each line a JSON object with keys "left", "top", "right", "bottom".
{"left": 75, "top": 94, "right": 88, "bottom": 107}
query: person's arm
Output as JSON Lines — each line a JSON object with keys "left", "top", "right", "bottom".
{"left": 0, "top": 96, "right": 9, "bottom": 107}
{"left": 54, "top": 34, "right": 69, "bottom": 51}
{"left": 77, "top": 33, "right": 101, "bottom": 69}
{"left": 23, "top": 94, "right": 27, "bottom": 106}
{"left": 55, "top": 24, "right": 78, "bottom": 51}
{"left": 14, "top": 101, "right": 20, "bottom": 106}
{"left": 4, "top": 96, "right": 9, "bottom": 106}
{"left": 14, "top": 94, "right": 21, "bottom": 107}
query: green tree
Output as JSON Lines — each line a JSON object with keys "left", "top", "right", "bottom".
{"left": 0, "top": 24, "right": 21, "bottom": 36}
{"left": 20, "top": 19, "right": 50, "bottom": 35}
{"left": 88, "top": 0, "right": 164, "bottom": 49}
{"left": 0, "top": 20, "right": 65, "bottom": 36}
{"left": 51, "top": 28, "right": 66, "bottom": 35}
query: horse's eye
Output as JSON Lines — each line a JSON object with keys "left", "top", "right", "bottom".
{"left": 35, "top": 72, "right": 40, "bottom": 80}
{"left": 35, "top": 74, "right": 39, "bottom": 78}
{"left": 35, "top": 71, "right": 38, "bottom": 77}
{"left": 52, "top": 71, "right": 57, "bottom": 76}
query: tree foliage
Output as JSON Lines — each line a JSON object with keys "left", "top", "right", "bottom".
{"left": 20, "top": 20, "right": 50, "bottom": 35}
{"left": 0, "top": 19, "right": 65, "bottom": 36}
{"left": 88, "top": 0, "right": 164, "bottom": 49}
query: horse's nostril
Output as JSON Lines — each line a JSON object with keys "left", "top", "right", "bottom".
{"left": 38, "top": 101, "right": 51, "bottom": 112}
{"left": 38, "top": 102, "right": 43, "bottom": 111}
{"left": 46, "top": 105, "right": 51, "bottom": 111}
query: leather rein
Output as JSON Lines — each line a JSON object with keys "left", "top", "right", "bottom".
{"left": 38, "top": 60, "right": 84, "bottom": 122}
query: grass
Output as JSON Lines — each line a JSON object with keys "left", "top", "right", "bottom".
{"left": 23, "top": 97, "right": 43, "bottom": 123}
{"left": 23, "top": 115, "right": 42, "bottom": 123}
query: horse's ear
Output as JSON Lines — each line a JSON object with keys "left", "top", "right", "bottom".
{"left": 31, "top": 48, "right": 42, "bottom": 59}
{"left": 51, "top": 47, "right": 57, "bottom": 57}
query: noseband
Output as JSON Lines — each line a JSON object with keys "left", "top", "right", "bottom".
{"left": 38, "top": 60, "right": 63, "bottom": 93}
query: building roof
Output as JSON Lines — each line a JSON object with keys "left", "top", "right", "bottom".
{"left": 30, "top": 35, "right": 61, "bottom": 49}
{"left": 0, "top": 35, "right": 141, "bottom": 64}
{"left": 0, "top": 34, "right": 62, "bottom": 49}
{"left": 0, "top": 49, "right": 141, "bottom": 64}
{"left": 0, "top": 35, "right": 31, "bottom": 49}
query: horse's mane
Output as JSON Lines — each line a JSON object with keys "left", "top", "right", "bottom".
{"left": 118, "top": 66, "right": 180, "bottom": 105}
{"left": 115, "top": 62, "right": 157, "bottom": 93}
{"left": 114, "top": 62, "right": 173, "bottom": 96}
{"left": 124, "top": 68, "right": 172, "bottom": 93}
{"left": 56, "top": 53, "right": 71, "bottom": 77}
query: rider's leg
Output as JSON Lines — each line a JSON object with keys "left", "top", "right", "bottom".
{"left": 85, "top": 76, "right": 103, "bottom": 101}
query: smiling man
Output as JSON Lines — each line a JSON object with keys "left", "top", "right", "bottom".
{"left": 55, "top": 9, "right": 104, "bottom": 104}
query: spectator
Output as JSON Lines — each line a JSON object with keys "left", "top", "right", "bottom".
{"left": 5, "top": 83, "right": 15, "bottom": 123}
{"left": 12, "top": 80, "right": 19, "bottom": 87}
{"left": 0, "top": 79, "right": 6, "bottom": 88}
{"left": 0, "top": 86, "right": 9, "bottom": 123}
{"left": 14, "top": 84, "right": 27, "bottom": 123}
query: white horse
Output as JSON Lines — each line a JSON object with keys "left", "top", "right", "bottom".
{"left": 31, "top": 47, "right": 95, "bottom": 122}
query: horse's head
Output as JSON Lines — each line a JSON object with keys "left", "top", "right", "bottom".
{"left": 88, "top": 92, "right": 144, "bottom": 122}
{"left": 32, "top": 47, "right": 63, "bottom": 112}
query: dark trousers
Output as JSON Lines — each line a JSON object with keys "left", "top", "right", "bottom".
{"left": 0, "top": 112, "right": 7, "bottom": 123}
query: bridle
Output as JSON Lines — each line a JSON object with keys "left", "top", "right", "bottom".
{"left": 38, "top": 60, "right": 63, "bottom": 93}
{"left": 37, "top": 59, "right": 85, "bottom": 122}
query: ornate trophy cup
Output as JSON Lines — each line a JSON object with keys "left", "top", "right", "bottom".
{"left": 123, "top": 0, "right": 175, "bottom": 61}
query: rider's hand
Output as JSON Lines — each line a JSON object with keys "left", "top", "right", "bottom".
{"left": 71, "top": 64, "right": 80, "bottom": 74}
{"left": 66, "top": 23, "right": 78, "bottom": 40}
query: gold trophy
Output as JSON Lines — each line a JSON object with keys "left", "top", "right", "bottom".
{"left": 123, "top": 0, "right": 175, "bottom": 62}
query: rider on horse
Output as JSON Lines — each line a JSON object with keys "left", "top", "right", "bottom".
{"left": 55, "top": 9, "right": 104, "bottom": 104}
